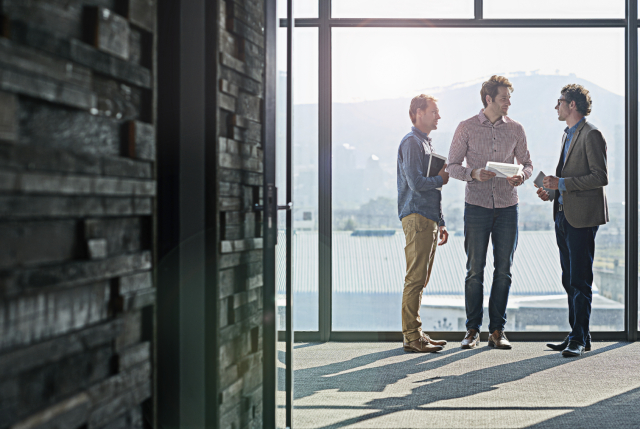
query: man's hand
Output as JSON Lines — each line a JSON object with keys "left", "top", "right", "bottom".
{"left": 543, "top": 175, "right": 560, "bottom": 190}
{"left": 535, "top": 186, "right": 550, "bottom": 202}
{"left": 471, "top": 168, "right": 496, "bottom": 182}
{"left": 507, "top": 173, "right": 524, "bottom": 187}
{"left": 438, "top": 163, "right": 449, "bottom": 185}
{"left": 438, "top": 226, "right": 448, "bottom": 246}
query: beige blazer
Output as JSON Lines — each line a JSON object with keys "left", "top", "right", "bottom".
{"left": 552, "top": 119, "right": 609, "bottom": 228}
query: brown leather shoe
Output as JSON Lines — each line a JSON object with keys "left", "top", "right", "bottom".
{"left": 488, "top": 330, "right": 512, "bottom": 349}
{"left": 461, "top": 329, "right": 480, "bottom": 349}
{"left": 422, "top": 332, "right": 447, "bottom": 346}
{"left": 403, "top": 336, "right": 444, "bottom": 353}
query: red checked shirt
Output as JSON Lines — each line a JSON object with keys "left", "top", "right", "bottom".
{"left": 447, "top": 109, "right": 533, "bottom": 209}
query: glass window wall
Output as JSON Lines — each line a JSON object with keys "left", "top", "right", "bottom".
{"left": 330, "top": 27, "right": 625, "bottom": 332}
{"left": 332, "top": 0, "right": 474, "bottom": 19}
{"left": 278, "top": 0, "right": 318, "bottom": 18}
{"left": 484, "top": 0, "right": 624, "bottom": 19}
{"left": 276, "top": 27, "right": 319, "bottom": 333}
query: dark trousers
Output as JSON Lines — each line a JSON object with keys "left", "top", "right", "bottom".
{"left": 464, "top": 203, "right": 519, "bottom": 333}
{"left": 555, "top": 210, "right": 598, "bottom": 346}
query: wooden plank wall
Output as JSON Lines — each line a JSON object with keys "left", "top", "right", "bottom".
{"left": 217, "top": 0, "right": 266, "bottom": 427}
{"left": 0, "top": 0, "right": 156, "bottom": 428}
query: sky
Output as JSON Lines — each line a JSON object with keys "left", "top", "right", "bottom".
{"left": 277, "top": 1, "right": 627, "bottom": 104}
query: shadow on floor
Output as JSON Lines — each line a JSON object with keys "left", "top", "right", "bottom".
{"left": 279, "top": 343, "right": 489, "bottom": 397}
{"left": 525, "top": 386, "right": 640, "bottom": 428}
{"left": 286, "top": 342, "right": 632, "bottom": 428}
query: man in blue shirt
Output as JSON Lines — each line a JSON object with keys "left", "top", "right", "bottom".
{"left": 537, "top": 84, "right": 609, "bottom": 357}
{"left": 397, "top": 94, "right": 450, "bottom": 353}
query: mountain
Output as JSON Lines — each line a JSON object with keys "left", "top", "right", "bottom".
{"left": 291, "top": 73, "right": 626, "bottom": 230}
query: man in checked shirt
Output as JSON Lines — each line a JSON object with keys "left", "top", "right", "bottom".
{"left": 447, "top": 75, "right": 533, "bottom": 350}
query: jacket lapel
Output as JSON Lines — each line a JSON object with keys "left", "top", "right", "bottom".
{"left": 563, "top": 119, "right": 587, "bottom": 169}
{"left": 556, "top": 133, "right": 567, "bottom": 175}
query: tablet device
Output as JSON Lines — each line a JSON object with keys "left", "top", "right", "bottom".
{"left": 534, "top": 171, "right": 555, "bottom": 201}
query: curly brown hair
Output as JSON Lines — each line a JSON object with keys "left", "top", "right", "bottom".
{"left": 480, "top": 75, "right": 514, "bottom": 108}
{"left": 561, "top": 84, "right": 592, "bottom": 116}
{"left": 409, "top": 94, "right": 438, "bottom": 124}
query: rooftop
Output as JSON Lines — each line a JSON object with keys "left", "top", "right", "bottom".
{"left": 277, "top": 230, "right": 598, "bottom": 296}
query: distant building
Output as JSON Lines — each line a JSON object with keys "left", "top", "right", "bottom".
{"left": 276, "top": 231, "right": 624, "bottom": 332}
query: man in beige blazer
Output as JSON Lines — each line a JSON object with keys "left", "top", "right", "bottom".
{"left": 536, "top": 84, "right": 608, "bottom": 357}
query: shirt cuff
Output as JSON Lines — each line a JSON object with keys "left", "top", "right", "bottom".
{"left": 465, "top": 167, "right": 474, "bottom": 182}
{"left": 558, "top": 178, "right": 566, "bottom": 192}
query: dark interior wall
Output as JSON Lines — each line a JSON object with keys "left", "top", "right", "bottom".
{"left": 155, "top": 0, "right": 265, "bottom": 427}
{"left": 217, "top": 0, "right": 266, "bottom": 425}
{"left": 0, "top": 0, "right": 157, "bottom": 428}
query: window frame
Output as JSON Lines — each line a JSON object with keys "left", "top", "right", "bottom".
{"left": 276, "top": 0, "right": 638, "bottom": 342}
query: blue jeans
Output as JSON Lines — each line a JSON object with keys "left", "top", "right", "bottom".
{"left": 464, "top": 203, "right": 519, "bottom": 333}
{"left": 555, "top": 210, "right": 598, "bottom": 347}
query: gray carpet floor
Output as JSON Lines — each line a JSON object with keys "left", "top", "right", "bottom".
{"left": 277, "top": 341, "right": 640, "bottom": 428}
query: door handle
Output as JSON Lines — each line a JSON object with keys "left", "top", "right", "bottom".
{"left": 254, "top": 202, "right": 292, "bottom": 211}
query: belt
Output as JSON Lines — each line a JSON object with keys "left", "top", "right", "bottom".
{"left": 558, "top": 204, "right": 563, "bottom": 211}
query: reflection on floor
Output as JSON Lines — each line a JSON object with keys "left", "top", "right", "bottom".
{"left": 277, "top": 341, "right": 640, "bottom": 428}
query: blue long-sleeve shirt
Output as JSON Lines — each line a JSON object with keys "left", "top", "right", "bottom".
{"left": 397, "top": 127, "right": 445, "bottom": 226}
{"left": 558, "top": 117, "right": 585, "bottom": 204}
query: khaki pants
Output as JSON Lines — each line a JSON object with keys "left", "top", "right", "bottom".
{"left": 401, "top": 213, "right": 438, "bottom": 342}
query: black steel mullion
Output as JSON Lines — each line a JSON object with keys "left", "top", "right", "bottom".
{"left": 474, "top": 0, "right": 483, "bottom": 20}
{"left": 626, "top": 0, "right": 638, "bottom": 341}
{"left": 282, "top": 18, "right": 625, "bottom": 28}
{"left": 328, "top": 18, "right": 625, "bottom": 28}
{"left": 318, "top": 0, "right": 332, "bottom": 342}
{"left": 263, "top": 0, "right": 277, "bottom": 426}
{"left": 285, "top": 0, "right": 294, "bottom": 425}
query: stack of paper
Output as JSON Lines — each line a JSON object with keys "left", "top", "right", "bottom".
{"left": 485, "top": 161, "right": 523, "bottom": 178}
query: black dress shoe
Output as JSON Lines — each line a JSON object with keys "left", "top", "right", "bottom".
{"left": 562, "top": 341, "right": 584, "bottom": 357}
{"left": 547, "top": 336, "right": 591, "bottom": 351}
{"left": 547, "top": 336, "right": 569, "bottom": 351}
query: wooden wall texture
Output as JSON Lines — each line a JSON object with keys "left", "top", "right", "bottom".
{"left": 0, "top": 0, "right": 156, "bottom": 428}
{"left": 217, "top": 0, "right": 265, "bottom": 427}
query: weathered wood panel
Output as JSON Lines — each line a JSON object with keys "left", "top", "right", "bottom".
{"left": 0, "top": 319, "right": 122, "bottom": 379}
{"left": 2, "top": 0, "right": 119, "bottom": 41}
{"left": 0, "top": 281, "right": 111, "bottom": 351}
{"left": 0, "top": 196, "right": 153, "bottom": 219}
{"left": 18, "top": 99, "right": 120, "bottom": 156}
{"left": 0, "top": 68, "right": 96, "bottom": 111}
{"left": 128, "top": 0, "right": 156, "bottom": 33}
{"left": 15, "top": 345, "right": 112, "bottom": 421}
{"left": 0, "top": 38, "right": 92, "bottom": 89}
{"left": 116, "top": 342, "right": 149, "bottom": 371}
{"left": 0, "top": 0, "right": 157, "bottom": 427}
{"left": 0, "top": 251, "right": 152, "bottom": 297}
{"left": 0, "top": 92, "right": 17, "bottom": 143}
{"left": 84, "top": 7, "right": 130, "bottom": 60}
{"left": 0, "top": 171, "right": 156, "bottom": 196}
{"left": 93, "top": 75, "right": 150, "bottom": 121}
{"left": 126, "top": 120, "right": 155, "bottom": 161}
{"left": 85, "top": 217, "right": 150, "bottom": 255}
{"left": 0, "top": 220, "right": 81, "bottom": 269}
{"left": 118, "top": 271, "right": 152, "bottom": 295}
{"left": 10, "top": 20, "right": 151, "bottom": 88}
{"left": 5, "top": 392, "right": 91, "bottom": 429}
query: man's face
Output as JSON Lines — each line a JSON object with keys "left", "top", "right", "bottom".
{"left": 486, "top": 86, "right": 511, "bottom": 117}
{"left": 417, "top": 101, "right": 441, "bottom": 133}
{"left": 555, "top": 94, "right": 571, "bottom": 121}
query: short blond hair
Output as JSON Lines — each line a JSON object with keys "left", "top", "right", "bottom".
{"left": 480, "top": 75, "right": 513, "bottom": 108}
{"left": 409, "top": 94, "right": 438, "bottom": 124}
